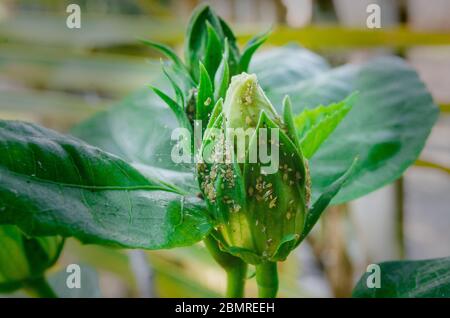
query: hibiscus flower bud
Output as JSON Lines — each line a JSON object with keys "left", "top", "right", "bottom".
{"left": 198, "top": 73, "right": 310, "bottom": 264}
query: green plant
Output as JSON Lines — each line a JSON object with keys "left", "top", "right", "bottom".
{"left": 0, "top": 5, "right": 441, "bottom": 298}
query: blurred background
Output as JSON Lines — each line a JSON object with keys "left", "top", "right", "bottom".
{"left": 0, "top": 0, "right": 449, "bottom": 297}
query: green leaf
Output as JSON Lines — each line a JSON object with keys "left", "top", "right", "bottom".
{"left": 196, "top": 62, "right": 214, "bottom": 126}
{"left": 259, "top": 48, "right": 438, "bottom": 204}
{"left": 204, "top": 22, "right": 223, "bottom": 80}
{"left": 0, "top": 120, "right": 212, "bottom": 250}
{"left": 214, "top": 41, "right": 230, "bottom": 102}
{"left": 140, "top": 39, "right": 182, "bottom": 67}
{"left": 207, "top": 98, "right": 223, "bottom": 130}
{"left": 294, "top": 93, "right": 357, "bottom": 159}
{"left": 218, "top": 17, "right": 240, "bottom": 76}
{"left": 352, "top": 257, "right": 450, "bottom": 298}
{"left": 239, "top": 29, "right": 270, "bottom": 73}
{"left": 251, "top": 45, "right": 330, "bottom": 95}
{"left": 162, "top": 65, "right": 185, "bottom": 107}
{"left": 298, "top": 158, "right": 357, "bottom": 244}
{"left": 150, "top": 86, "right": 192, "bottom": 133}
{"left": 0, "top": 225, "right": 63, "bottom": 293}
{"left": 184, "top": 5, "right": 223, "bottom": 81}
{"left": 140, "top": 39, "right": 190, "bottom": 80}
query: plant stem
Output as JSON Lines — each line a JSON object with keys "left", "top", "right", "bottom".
{"left": 204, "top": 235, "right": 247, "bottom": 298}
{"left": 395, "top": 177, "right": 405, "bottom": 259}
{"left": 255, "top": 261, "right": 278, "bottom": 298}
{"left": 24, "top": 276, "right": 58, "bottom": 298}
{"left": 224, "top": 261, "right": 247, "bottom": 298}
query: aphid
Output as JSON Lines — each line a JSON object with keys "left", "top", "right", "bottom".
{"left": 269, "top": 197, "right": 277, "bottom": 209}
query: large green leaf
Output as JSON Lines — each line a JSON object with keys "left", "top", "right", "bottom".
{"left": 251, "top": 45, "right": 330, "bottom": 96}
{"left": 260, "top": 50, "right": 438, "bottom": 203}
{"left": 353, "top": 257, "right": 450, "bottom": 298}
{"left": 0, "top": 120, "right": 212, "bottom": 249}
{"left": 0, "top": 225, "right": 63, "bottom": 293}
{"left": 72, "top": 88, "right": 199, "bottom": 196}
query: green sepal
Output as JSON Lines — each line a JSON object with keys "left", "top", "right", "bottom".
{"left": 225, "top": 246, "right": 262, "bottom": 265}
{"left": 297, "top": 157, "right": 358, "bottom": 246}
{"left": 282, "top": 95, "right": 302, "bottom": 149}
{"left": 270, "top": 233, "right": 299, "bottom": 262}
{"left": 198, "top": 110, "right": 223, "bottom": 169}
{"left": 210, "top": 230, "right": 262, "bottom": 265}
{"left": 214, "top": 41, "right": 230, "bottom": 102}
{"left": 213, "top": 159, "right": 247, "bottom": 228}
{"left": 208, "top": 99, "right": 223, "bottom": 128}
{"left": 242, "top": 111, "right": 307, "bottom": 262}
